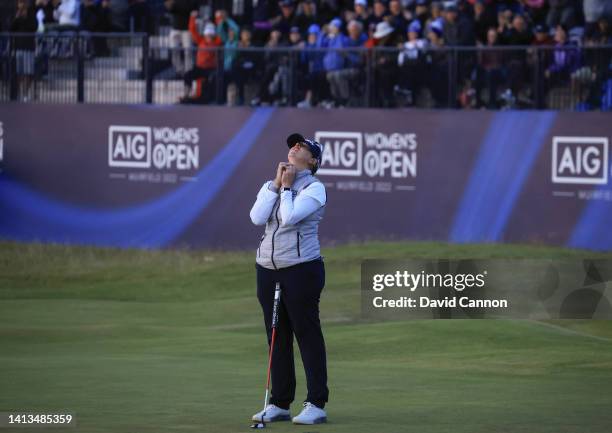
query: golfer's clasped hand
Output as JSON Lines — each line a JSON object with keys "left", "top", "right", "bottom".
{"left": 281, "top": 165, "right": 296, "bottom": 188}
{"left": 273, "top": 162, "right": 296, "bottom": 189}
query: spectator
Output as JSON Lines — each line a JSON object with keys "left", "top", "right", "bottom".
{"left": 584, "top": 0, "right": 612, "bottom": 27}
{"left": 54, "top": 0, "right": 80, "bottom": 30}
{"left": 222, "top": 25, "right": 239, "bottom": 103}
{"left": 427, "top": 16, "right": 444, "bottom": 45}
{"left": 11, "top": 0, "right": 37, "bottom": 101}
{"left": 574, "top": 25, "right": 611, "bottom": 109}
{"left": 371, "top": 0, "right": 388, "bottom": 25}
{"left": 398, "top": 20, "right": 428, "bottom": 64}
{"left": 586, "top": 17, "right": 612, "bottom": 44}
{"left": 181, "top": 11, "right": 223, "bottom": 103}
{"left": 294, "top": 0, "right": 318, "bottom": 35}
{"left": 414, "top": 0, "right": 430, "bottom": 29}
{"left": 474, "top": 27, "right": 505, "bottom": 108}
{"left": 288, "top": 24, "right": 305, "bottom": 99}
{"left": 371, "top": 20, "right": 400, "bottom": 107}
{"left": 346, "top": 19, "right": 367, "bottom": 49}
{"left": 547, "top": 0, "right": 577, "bottom": 30}
{"left": 503, "top": 13, "right": 532, "bottom": 45}
{"left": 364, "top": 21, "right": 377, "bottom": 47}
{"left": 397, "top": 19, "right": 428, "bottom": 105}
{"left": 473, "top": 0, "right": 497, "bottom": 45}
{"left": 224, "top": 25, "right": 239, "bottom": 72}
{"left": 252, "top": 0, "right": 278, "bottom": 46}
{"left": 322, "top": 18, "right": 346, "bottom": 106}
{"left": 216, "top": 9, "right": 240, "bottom": 43}
{"left": 252, "top": 26, "right": 289, "bottom": 105}
{"left": 457, "top": 1, "right": 476, "bottom": 45}
{"left": 298, "top": 23, "right": 328, "bottom": 107}
{"left": 351, "top": 0, "right": 372, "bottom": 29}
{"left": 425, "top": 19, "right": 450, "bottom": 106}
{"left": 497, "top": 6, "right": 513, "bottom": 40}
{"left": 545, "top": 24, "right": 583, "bottom": 107}
{"left": 443, "top": 4, "right": 460, "bottom": 45}
{"left": 529, "top": 23, "right": 554, "bottom": 107}
{"left": 328, "top": 19, "right": 366, "bottom": 106}
{"left": 429, "top": 1, "right": 443, "bottom": 24}
{"left": 502, "top": 13, "right": 532, "bottom": 99}
{"left": 289, "top": 24, "right": 304, "bottom": 46}
{"left": 232, "top": 28, "right": 260, "bottom": 104}
{"left": 532, "top": 23, "right": 554, "bottom": 46}
{"left": 35, "top": 0, "right": 56, "bottom": 27}
{"left": 272, "top": 0, "right": 298, "bottom": 41}
{"left": 545, "top": 24, "right": 580, "bottom": 85}
{"left": 442, "top": 2, "right": 476, "bottom": 49}
{"left": 165, "top": 0, "right": 199, "bottom": 77}
{"left": 387, "top": 0, "right": 408, "bottom": 37}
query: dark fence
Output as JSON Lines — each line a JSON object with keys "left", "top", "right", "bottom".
{"left": 2, "top": 32, "right": 612, "bottom": 110}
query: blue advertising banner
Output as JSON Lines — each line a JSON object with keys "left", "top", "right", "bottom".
{"left": 0, "top": 104, "right": 610, "bottom": 250}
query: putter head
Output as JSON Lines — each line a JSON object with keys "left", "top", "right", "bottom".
{"left": 250, "top": 422, "right": 265, "bottom": 429}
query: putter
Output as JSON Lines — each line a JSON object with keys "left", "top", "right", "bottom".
{"left": 250, "top": 282, "right": 282, "bottom": 429}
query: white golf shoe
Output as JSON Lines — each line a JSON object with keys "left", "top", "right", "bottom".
{"left": 292, "top": 402, "right": 327, "bottom": 424}
{"left": 251, "top": 404, "right": 291, "bottom": 422}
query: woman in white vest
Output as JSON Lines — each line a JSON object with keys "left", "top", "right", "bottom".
{"left": 249, "top": 133, "right": 328, "bottom": 425}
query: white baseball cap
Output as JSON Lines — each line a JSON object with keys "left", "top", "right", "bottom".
{"left": 204, "top": 23, "right": 216, "bottom": 36}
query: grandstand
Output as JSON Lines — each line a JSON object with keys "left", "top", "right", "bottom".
{"left": 2, "top": 0, "right": 611, "bottom": 109}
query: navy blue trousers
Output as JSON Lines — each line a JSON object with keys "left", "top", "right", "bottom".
{"left": 256, "top": 258, "right": 328, "bottom": 409}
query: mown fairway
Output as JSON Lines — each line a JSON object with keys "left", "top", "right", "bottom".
{"left": 1, "top": 241, "right": 612, "bottom": 433}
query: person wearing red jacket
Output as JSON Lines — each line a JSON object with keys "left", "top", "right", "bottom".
{"left": 181, "top": 10, "right": 223, "bottom": 102}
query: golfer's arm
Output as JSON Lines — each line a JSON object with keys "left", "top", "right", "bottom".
{"left": 279, "top": 191, "right": 322, "bottom": 226}
{"left": 249, "top": 181, "right": 279, "bottom": 225}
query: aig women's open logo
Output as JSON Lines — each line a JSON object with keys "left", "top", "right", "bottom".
{"left": 552, "top": 136, "right": 609, "bottom": 185}
{"left": 108, "top": 125, "right": 199, "bottom": 170}
{"left": 314, "top": 131, "right": 417, "bottom": 178}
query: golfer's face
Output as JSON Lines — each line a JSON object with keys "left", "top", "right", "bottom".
{"left": 288, "top": 143, "right": 313, "bottom": 166}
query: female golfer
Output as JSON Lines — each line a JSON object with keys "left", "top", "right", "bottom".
{"left": 249, "top": 133, "right": 328, "bottom": 425}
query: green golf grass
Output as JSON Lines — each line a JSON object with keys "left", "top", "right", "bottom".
{"left": 1, "top": 241, "right": 612, "bottom": 433}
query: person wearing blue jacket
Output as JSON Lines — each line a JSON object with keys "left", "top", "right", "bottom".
{"left": 297, "top": 24, "right": 329, "bottom": 107}
{"left": 324, "top": 18, "right": 366, "bottom": 106}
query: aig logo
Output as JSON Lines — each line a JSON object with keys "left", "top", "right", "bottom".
{"left": 108, "top": 125, "right": 199, "bottom": 170}
{"left": 315, "top": 130, "right": 417, "bottom": 178}
{"left": 108, "top": 126, "right": 151, "bottom": 168}
{"left": 552, "top": 136, "right": 609, "bottom": 185}
{"left": 315, "top": 131, "right": 362, "bottom": 176}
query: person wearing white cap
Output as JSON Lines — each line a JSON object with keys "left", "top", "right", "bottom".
{"left": 397, "top": 20, "right": 428, "bottom": 105}
{"left": 180, "top": 10, "right": 222, "bottom": 103}
{"left": 371, "top": 20, "right": 399, "bottom": 107}
{"left": 372, "top": 20, "right": 394, "bottom": 39}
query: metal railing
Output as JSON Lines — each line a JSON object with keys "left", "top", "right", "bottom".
{"left": 2, "top": 32, "right": 612, "bottom": 110}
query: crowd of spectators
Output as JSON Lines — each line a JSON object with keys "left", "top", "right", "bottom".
{"left": 5, "top": 0, "right": 612, "bottom": 109}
